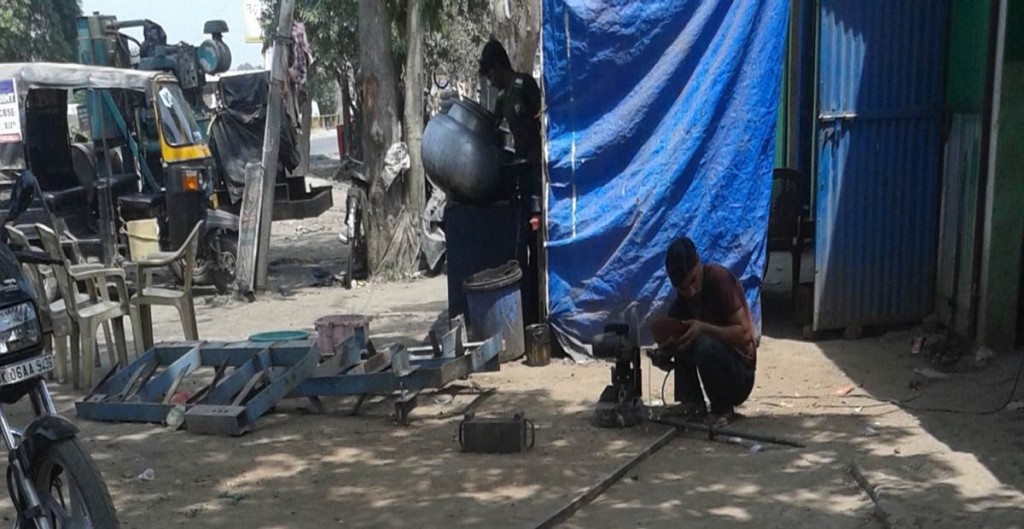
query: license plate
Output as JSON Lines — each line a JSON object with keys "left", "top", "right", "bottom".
{"left": 0, "top": 355, "right": 54, "bottom": 386}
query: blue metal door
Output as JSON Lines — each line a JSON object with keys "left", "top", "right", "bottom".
{"left": 814, "top": 0, "right": 949, "bottom": 331}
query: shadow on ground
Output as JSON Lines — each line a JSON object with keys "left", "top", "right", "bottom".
{"left": 49, "top": 383, "right": 673, "bottom": 529}
{"left": 757, "top": 251, "right": 1024, "bottom": 527}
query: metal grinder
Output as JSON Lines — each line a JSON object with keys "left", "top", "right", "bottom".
{"left": 592, "top": 318, "right": 644, "bottom": 428}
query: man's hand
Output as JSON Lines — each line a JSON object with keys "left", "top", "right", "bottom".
{"left": 677, "top": 320, "right": 705, "bottom": 351}
{"left": 647, "top": 349, "right": 676, "bottom": 372}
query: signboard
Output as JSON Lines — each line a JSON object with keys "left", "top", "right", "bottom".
{"left": 244, "top": 0, "right": 265, "bottom": 44}
{"left": 0, "top": 79, "right": 22, "bottom": 144}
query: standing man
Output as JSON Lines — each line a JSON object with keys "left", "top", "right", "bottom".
{"left": 478, "top": 39, "right": 543, "bottom": 325}
{"left": 478, "top": 39, "right": 543, "bottom": 174}
{"left": 652, "top": 237, "right": 757, "bottom": 426}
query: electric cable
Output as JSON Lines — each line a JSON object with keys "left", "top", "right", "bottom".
{"left": 755, "top": 351, "right": 1024, "bottom": 416}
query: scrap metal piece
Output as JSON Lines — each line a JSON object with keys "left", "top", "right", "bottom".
{"left": 394, "top": 391, "right": 419, "bottom": 425}
{"left": 188, "top": 357, "right": 231, "bottom": 404}
{"left": 428, "top": 329, "right": 442, "bottom": 357}
{"left": 390, "top": 346, "right": 417, "bottom": 378}
{"left": 347, "top": 394, "right": 369, "bottom": 416}
{"left": 307, "top": 396, "right": 326, "bottom": 415}
{"left": 650, "top": 415, "right": 805, "bottom": 448}
{"left": 161, "top": 368, "right": 189, "bottom": 405}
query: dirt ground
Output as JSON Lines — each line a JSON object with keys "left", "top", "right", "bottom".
{"left": 2, "top": 197, "right": 1022, "bottom": 528}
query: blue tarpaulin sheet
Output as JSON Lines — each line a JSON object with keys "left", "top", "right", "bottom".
{"left": 542, "top": 0, "right": 789, "bottom": 357}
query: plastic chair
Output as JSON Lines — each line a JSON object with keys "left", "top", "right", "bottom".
{"left": 126, "top": 221, "right": 204, "bottom": 355}
{"left": 36, "top": 224, "right": 130, "bottom": 389}
{"left": 5, "top": 226, "right": 70, "bottom": 383}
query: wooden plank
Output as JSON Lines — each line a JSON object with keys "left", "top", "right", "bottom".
{"left": 235, "top": 162, "right": 265, "bottom": 297}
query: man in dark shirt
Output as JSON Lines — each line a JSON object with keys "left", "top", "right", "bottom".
{"left": 654, "top": 237, "right": 757, "bottom": 425}
{"left": 478, "top": 39, "right": 543, "bottom": 325}
{"left": 478, "top": 40, "right": 543, "bottom": 170}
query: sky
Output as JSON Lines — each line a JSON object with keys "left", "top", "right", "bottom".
{"left": 81, "top": 0, "right": 266, "bottom": 69}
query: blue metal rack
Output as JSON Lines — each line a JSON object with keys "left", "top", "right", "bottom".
{"left": 75, "top": 323, "right": 505, "bottom": 433}
{"left": 76, "top": 340, "right": 318, "bottom": 436}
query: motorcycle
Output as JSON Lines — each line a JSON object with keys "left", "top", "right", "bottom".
{"left": 0, "top": 170, "right": 119, "bottom": 528}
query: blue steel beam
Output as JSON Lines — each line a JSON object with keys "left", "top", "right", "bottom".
{"left": 185, "top": 344, "right": 318, "bottom": 436}
{"left": 75, "top": 401, "right": 175, "bottom": 424}
{"left": 136, "top": 344, "right": 203, "bottom": 402}
{"left": 293, "top": 335, "right": 503, "bottom": 397}
{"left": 200, "top": 347, "right": 272, "bottom": 405}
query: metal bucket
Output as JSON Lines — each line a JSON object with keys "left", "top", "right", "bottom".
{"left": 314, "top": 315, "right": 370, "bottom": 355}
{"left": 525, "top": 323, "right": 551, "bottom": 367}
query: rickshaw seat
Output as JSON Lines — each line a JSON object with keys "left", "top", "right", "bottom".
{"left": 100, "top": 173, "right": 140, "bottom": 198}
{"left": 118, "top": 193, "right": 166, "bottom": 221}
{"left": 42, "top": 186, "right": 89, "bottom": 213}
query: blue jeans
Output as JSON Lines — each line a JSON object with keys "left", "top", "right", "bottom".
{"left": 674, "top": 335, "right": 755, "bottom": 414}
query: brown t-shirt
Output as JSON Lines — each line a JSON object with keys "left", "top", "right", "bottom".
{"left": 667, "top": 264, "right": 756, "bottom": 367}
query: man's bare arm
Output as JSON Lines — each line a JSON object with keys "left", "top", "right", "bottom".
{"left": 680, "top": 307, "right": 754, "bottom": 353}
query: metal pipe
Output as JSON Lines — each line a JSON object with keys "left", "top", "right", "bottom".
{"left": 35, "top": 379, "right": 58, "bottom": 416}
{"left": 971, "top": 0, "right": 1007, "bottom": 343}
{"left": 0, "top": 405, "right": 19, "bottom": 450}
{"left": 533, "top": 428, "right": 677, "bottom": 529}
{"left": 404, "top": 341, "right": 484, "bottom": 354}
{"left": 0, "top": 406, "right": 52, "bottom": 529}
{"left": 651, "top": 415, "right": 805, "bottom": 448}
{"left": 110, "top": 19, "right": 154, "bottom": 30}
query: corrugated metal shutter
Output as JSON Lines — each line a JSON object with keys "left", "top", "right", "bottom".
{"left": 813, "top": 0, "right": 950, "bottom": 331}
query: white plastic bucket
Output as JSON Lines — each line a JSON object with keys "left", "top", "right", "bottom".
{"left": 127, "top": 219, "right": 160, "bottom": 260}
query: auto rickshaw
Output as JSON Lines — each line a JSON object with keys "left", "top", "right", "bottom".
{"left": 0, "top": 63, "right": 237, "bottom": 289}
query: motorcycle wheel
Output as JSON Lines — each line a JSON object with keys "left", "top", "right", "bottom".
{"left": 211, "top": 233, "right": 238, "bottom": 295}
{"left": 171, "top": 256, "right": 210, "bottom": 287}
{"left": 170, "top": 232, "right": 238, "bottom": 293}
{"left": 31, "top": 438, "right": 120, "bottom": 528}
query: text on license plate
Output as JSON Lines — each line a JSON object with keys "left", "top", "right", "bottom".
{"left": 0, "top": 355, "right": 54, "bottom": 386}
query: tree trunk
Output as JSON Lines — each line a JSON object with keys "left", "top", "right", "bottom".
{"left": 358, "top": 0, "right": 414, "bottom": 279}
{"left": 491, "top": 0, "right": 542, "bottom": 73}
{"left": 404, "top": 0, "right": 426, "bottom": 219}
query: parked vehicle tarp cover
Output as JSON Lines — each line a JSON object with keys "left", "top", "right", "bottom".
{"left": 208, "top": 72, "right": 300, "bottom": 204}
{"left": 542, "top": 0, "right": 789, "bottom": 358}
{"left": 0, "top": 62, "right": 161, "bottom": 93}
{"left": 0, "top": 63, "right": 163, "bottom": 171}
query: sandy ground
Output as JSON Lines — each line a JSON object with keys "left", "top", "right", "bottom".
{"left": 1, "top": 202, "right": 1022, "bottom": 528}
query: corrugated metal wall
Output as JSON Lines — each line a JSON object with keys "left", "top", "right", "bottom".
{"left": 935, "top": 0, "right": 991, "bottom": 337}
{"left": 813, "top": 0, "right": 950, "bottom": 330}
{"left": 936, "top": 115, "right": 981, "bottom": 335}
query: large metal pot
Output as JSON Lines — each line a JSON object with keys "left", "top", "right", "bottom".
{"left": 422, "top": 98, "right": 514, "bottom": 205}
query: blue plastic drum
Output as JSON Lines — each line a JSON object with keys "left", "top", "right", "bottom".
{"left": 463, "top": 261, "right": 525, "bottom": 362}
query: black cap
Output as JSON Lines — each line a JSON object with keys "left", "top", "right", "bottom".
{"left": 479, "top": 39, "right": 512, "bottom": 75}
{"left": 665, "top": 237, "right": 699, "bottom": 280}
